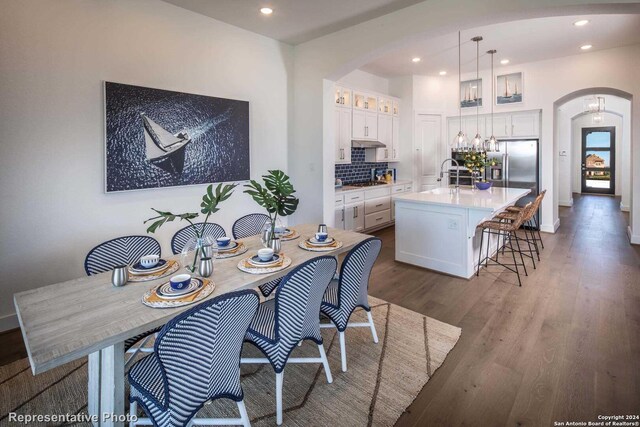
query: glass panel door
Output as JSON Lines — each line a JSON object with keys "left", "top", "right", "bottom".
{"left": 581, "top": 127, "right": 615, "bottom": 194}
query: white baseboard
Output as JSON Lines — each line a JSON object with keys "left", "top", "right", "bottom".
{"left": 628, "top": 226, "right": 640, "bottom": 245}
{"left": 558, "top": 198, "right": 573, "bottom": 207}
{"left": 0, "top": 313, "right": 19, "bottom": 332}
{"left": 540, "top": 219, "right": 560, "bottom": 234}
{"left": 620, "top": 202, "right": 630, "bottom": 212}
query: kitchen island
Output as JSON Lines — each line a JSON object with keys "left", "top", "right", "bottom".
{"left": 393, "top": 186, "right": 530, "bottom": 278}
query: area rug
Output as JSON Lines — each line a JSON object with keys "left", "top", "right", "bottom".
{"left": 0, "top": 297, "right": 461, "bottom": 427}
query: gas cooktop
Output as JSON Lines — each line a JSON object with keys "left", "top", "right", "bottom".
{"left": 348, "top": 181, "right": 389, "bottom": 187}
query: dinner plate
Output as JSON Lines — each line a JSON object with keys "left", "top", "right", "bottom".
{"left": 247, "top": 253, "right": 282, "bottom": 267}
{"left": 275, "top": 228, "right": 292, "bottom": 236}
{"left": 155, "top": 278, "right": 203, "bottom": 300}
{"left": 307, "top": 237, "right": 335, "bottom": 246}
{"left": 129, "top": 259, "right": 168, "bottom": 274}
{"left": 216, "top": 241, "right": 239, "bottom": 252}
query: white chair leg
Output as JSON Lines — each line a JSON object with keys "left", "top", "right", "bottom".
{"left": 275, "top": 371, "right": 284, "bottom": 426}
{"left": 129, "top": 401, "right": 137, "bottom": 427}
{"left": 237, "top": 400, "right": 251, "bottom": 427}
{"left": 318, "top": 343, "right": 333, "bottom": 384}
{"left": 367, "top": 311, "right": 379, "bottom": 344}
{"left": 338, "top": 331, "right": 347, "bottom": 372}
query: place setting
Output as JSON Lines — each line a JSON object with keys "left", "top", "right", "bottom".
{"left": 274, "top": 224, "right": 300, "bottom": 241}
{"left": 141, "top": 272, "right": 215, "bottom": 308}
{"left": 298, "top": 224, "right": 343, "bottom": 252}
{"left": 213, "top": 236, "right": 248, "bottom": 259}
{"left": 126, "top": 254, "right": 180, "bottom": 282}
{"left": 237, "top": 247, "right": 292, "bottom": 274}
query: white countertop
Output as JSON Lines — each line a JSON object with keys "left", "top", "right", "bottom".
{"left": 335, "top": 179, "right": 412, "bottom": 194}
{"left": 393, "top": 186, "right": 530, "bottom": 212}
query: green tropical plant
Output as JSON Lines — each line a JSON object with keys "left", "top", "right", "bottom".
{"left": 463, "top": 151, "right": 500, "bottom": 182}
{"left": 243, "top": 170, "right": 299, "bottom": 238}
{"left": 144, "top": 183, "right": 237, "bottom": 271}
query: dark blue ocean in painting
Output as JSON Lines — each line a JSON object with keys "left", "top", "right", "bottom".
{"left": 105, "top": 82, "right": 250, "bottom": 192}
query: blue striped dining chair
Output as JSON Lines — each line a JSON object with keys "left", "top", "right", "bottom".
{"left": 84, "top": 235, "right": 162, "bottom": 363}
{"left": 232, "top": 213, "right": 269, "bottom": 240}
{"left": 171, "top": 222, "right": 226, "bottom": 255}
{"left": 128, "top": 290, "right": 260, "bottom": 427}
{"left": 241, "top": 256, "right": 337, "bottom": 426}
{"left": 320, "top": 237, "right": 382, "bottom": 372}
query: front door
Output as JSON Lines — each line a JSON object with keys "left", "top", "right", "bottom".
{"left": 581, "top": 127, "right": 615, "bottom": 195}
{"left": 415, "top": 114, "right": 441, "bottom": 191}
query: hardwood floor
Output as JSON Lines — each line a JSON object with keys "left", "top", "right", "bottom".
{"left": 370, "top": 194, "right": 640, "bottom": 426}
{"left": 1, "top": 194, "right": 638, "bottom": 425}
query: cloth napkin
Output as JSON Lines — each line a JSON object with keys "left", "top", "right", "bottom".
{"left": 219, "top": 242, "right": 245, "bottom": 254}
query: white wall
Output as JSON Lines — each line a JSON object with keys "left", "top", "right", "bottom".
{"left": 339, "top": 69, "right": 390, "bottom": 95}
{"left": 411, "top": 44, "right": 639, "bottom": 232}
{"left": 0, "top": 0, "right": 293, "bottom": 329}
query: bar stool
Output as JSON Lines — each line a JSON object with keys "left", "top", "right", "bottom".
{"left": 476, "top": 202, "right": 533, "bottom": 287}
{"left": 494, "top": 195, "right": 543, "bottom": 268}
{"left": 505, "top": 190, "right": 546, "bottom": 251}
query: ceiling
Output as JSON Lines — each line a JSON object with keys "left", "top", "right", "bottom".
{"left": 360, "top": 14, "right": 640, "bottom": 78}
{"left": 162, "top": 0, "right": 426, "bottom": 45}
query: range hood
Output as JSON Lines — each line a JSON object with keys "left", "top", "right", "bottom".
{"left": 351, "top": 139, "right": 386, "bottom": 148}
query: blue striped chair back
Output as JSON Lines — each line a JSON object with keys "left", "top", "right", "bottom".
{"left": 232, "top": 213, "right": 269, "bottom": 240}
{"left": 84, "top": 235, "right": 161, "bottom": 276}
{"left": 171, "top": 222, "right": 226, "bottom": 255}
{"left": 323, "top": 237, "right": 381, "bottom": 330}
{"left": 255, "top": 256, "right": 336, "bottom": 372}
{"left": 129, "top": 290, "right": 259, "bottom": 426}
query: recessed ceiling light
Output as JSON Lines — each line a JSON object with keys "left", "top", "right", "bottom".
{"left": 439, "top": 70, "right": 447, "bottom": 76}
{"left": 581, "top": 44, "right": 593, "bottom": 50}
{"left": 260, "top": 7, "right": 273, "bottom": 15}
{"left": 500, "top": 59, "right": 510, "bottom": 65}
{"left": 574, "top": 19, "right": 590, "bottom": 26}
{"left": 412, "top": 57, "right": 421, "bottom": 63}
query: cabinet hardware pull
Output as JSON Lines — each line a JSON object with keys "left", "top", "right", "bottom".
{"left": 376, "top": 204, "right": 383, "bottom": 207}
{"left": 376, "top": 217, "right": 383, "bottom": 221}
{"left": 342, "top": 209, "right": 345, "bottom": 222}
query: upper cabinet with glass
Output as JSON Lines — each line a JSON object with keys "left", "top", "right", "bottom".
{"left": 353, "top": 91, "right": 378, "bottom": 111}
{"left": 378, "top": 96, "right": 393, "bottom": 115}
{"left": 392, "top": 100, "right": 399, "bottom": 116}
{"left": 334, "top": 86, "right": 352, "bottom": 108}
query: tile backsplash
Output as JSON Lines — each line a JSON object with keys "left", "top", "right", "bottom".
{"left": 335, "top": 148, "right": 388, "bottom": 184}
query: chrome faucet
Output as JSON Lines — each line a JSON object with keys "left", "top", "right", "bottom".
{"left": 437, "top": 158, "right": 461, "bottom": 193}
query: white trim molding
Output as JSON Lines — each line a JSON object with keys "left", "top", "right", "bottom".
{"left": 628, "top": 226, "right": 640, "bottom": 245}
{"left": 559, "top": 198, "right": 574, "bottom": 207}
{"left": 0, "top": 313, "right": 19, "bottom": 332}
{"left": 620, "top": 202, "right": 630, "bottom": 212}
{"left": 540, "top": 218, "right": 560, "bottom": 234}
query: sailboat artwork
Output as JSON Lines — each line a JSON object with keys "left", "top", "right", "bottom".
{"left": 496, "top": 72, "right": 523, "bottom": 104}
{"left": 460, "top": 78, "right": 482, "bottom": 108}
{"left": 104, "top": 81, "right": 250, "bottom": 193}
{"left": 141, "top": 113, "right": 190, "bottom": 176}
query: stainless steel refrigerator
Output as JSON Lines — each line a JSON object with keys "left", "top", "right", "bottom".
{"left": 486, "top": 139, "right": 540, "bottom": 225}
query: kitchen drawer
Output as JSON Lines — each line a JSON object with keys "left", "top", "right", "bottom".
{"left": 364, "top": 187, "right": 391, "bottom": 200}
{"left": 343, "top": 191, "right": 365, "bottom": 204}
{"left": 365, "top": 196, "right": 391, "bottom": 215}
{"left": 335, "top": 194, "right": 344, "bottom": 206}
{"left": 404, "top": 183, "right": 414, "bottom": 192}
{"left": 365, "top": 209, "right": 391, "bottom": 229}
{"left": 392, "top": 185, "right": 405, "bottom": 194}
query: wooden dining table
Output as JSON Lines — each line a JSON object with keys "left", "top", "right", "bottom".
{"left": 13, "top": 224, "right": 371, "bottom": 427}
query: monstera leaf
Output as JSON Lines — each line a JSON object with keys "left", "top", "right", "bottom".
{"left": 201, "top": 183, "right": 237, "bottom": 215}
{"left": 243, "top": 170, "right": 299, "bottom": 222}
{"left": 144, "top": 209, "right": 199, "bottom": 234}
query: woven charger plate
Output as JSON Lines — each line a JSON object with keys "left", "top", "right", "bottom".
{"left": 237, "top": 255, "right": 292, "bottom": 275}
{"left": 279, "top": 229, "right": 300, "bottom": 241}
{"left": 215, "top": 242, "right": 249, "bottom": 259}
{"left": 142, "top": 278, "right": 215, "bottom": 308}
{"left": 128, "top": 260, "right": 180, "bottom": 282}
{"left": 298, "top": 239, "right": 344, "bottom": 252}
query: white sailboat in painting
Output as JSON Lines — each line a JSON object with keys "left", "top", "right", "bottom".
{"left": 497, "top": 73, "right": 522, "bottom": 104}
{"left": 141, "top": 113, "right": 191, "bottom": 175}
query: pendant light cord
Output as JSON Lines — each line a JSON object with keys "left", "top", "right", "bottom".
{"left": 476, "top": 38, "right": 479, "bottom": 138}
{"left": 458, "top": 31, "right": 462, "bottom": 126}
{"left": 491, "top": 51, "right": 494, "bottom": 136}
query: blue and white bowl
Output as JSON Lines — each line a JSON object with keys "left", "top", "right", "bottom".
{"left": 315, "top": 232, "right": 328, "bottom": 242}
{"left": 170, "top": 274, "right": 192, "bottom": 290}
{"left": 216, "top": 237, "right": 231, "bottom": 247}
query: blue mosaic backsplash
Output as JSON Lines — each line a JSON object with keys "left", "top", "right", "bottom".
{"left": 335, "top": 148, "right": 389, "bottom": 184}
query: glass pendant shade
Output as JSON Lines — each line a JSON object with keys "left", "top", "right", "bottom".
{"left": 592, "top": 112, "right": 603, "bottom": 124}
{"left": 471, "top": 133, "right": 483, "bottom": 151}
{"left": 487, "top": 135, "right": 498, "bottom": 152}
{"left": 451, "top": 130, "right": 469, "bottom": 149}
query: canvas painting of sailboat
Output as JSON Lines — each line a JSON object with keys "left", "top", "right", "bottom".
{"left": 460, "top": 79, "right": 482, "bottom": 108}
{"left": 104, "top": 82, "right": 250, "bottom": 192}
{"left": 496, "top": 72, "right": 523, "bottom": 104}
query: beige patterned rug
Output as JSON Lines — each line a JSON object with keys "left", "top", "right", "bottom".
{"left": 0, "top": 297, "right": 461, "bottom": 426}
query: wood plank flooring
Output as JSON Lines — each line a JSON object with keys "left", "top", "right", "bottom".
{"left": 1, "top": 194, "right": 638, "bottom": 425}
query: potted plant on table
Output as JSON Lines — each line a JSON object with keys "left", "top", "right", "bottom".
{"left": 144, "top": 183, "right": 237, "bottom": 272}
{"left": 244, "top": 170, "right": 299, "bottom": 253}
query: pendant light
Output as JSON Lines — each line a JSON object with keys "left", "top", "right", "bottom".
{"left": 486, "top": 49, "right": 498, "bottom": 152}
{"left": 470, "top": 36, "right": 483, "bottom": 151}
{"left": 451, "top": 31, "right": 468, "bottom": 151}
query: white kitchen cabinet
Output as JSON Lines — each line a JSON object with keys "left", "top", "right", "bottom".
{"left": 334, "top": 206, "right": 345, "bottom": 230}
{"left": 335, "top": 108, "right": 352, "bottom": 164}
{"left": 334, "top": 86, "right": 352, "bottom": 108}
{"left": 364, "top": 209, "right": 391, "bottom": 230}
{"left": 378, "top": 96, "right": 393, "bottom": 115}
{"left": 487, "top": 115, "right": 510, "bottom": 138}
{"left": 353, "top": 91, "right": 377, "bottom": 111}
{"left": 374, "top": 114, "right": 392, "bottom": 161}
{"left": 511, "top": 112, "right": 540, "bottom": 138}
{"left": 344, "top": 202, "right": 365, "bottom": 232}
{"left": 390, "top": 116, "right": 400, "bottom": 161}
{"left": 393, "top": 100, "right": 399, "bottom": 116}
{"left": 352, "top": 110, "right": 378, "bottom": 140}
